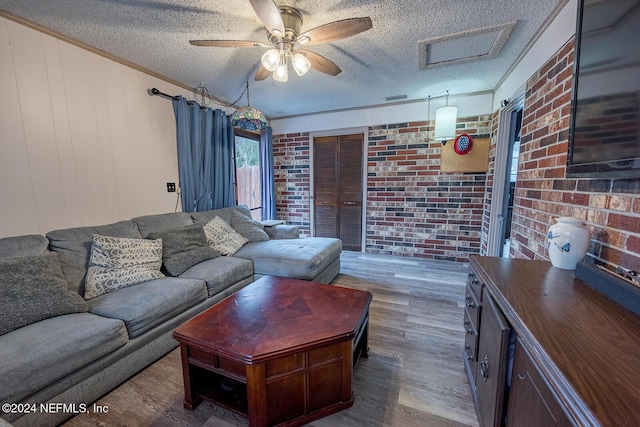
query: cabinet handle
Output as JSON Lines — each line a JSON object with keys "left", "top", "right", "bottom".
{"left": 466, "top": 296, "right": 476, "bottom": 308}
{"left": 480, "top": 355, "right": 490, "bottom": 381}
{"left": 464, "top": 320, "right": 472, "bottom": 334}
{"left": 517, "top": 373, "right": 527, "bottom": 380}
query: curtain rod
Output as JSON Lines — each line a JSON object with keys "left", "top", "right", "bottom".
{"left": 149, "top": 87, "right": 179, "bottom": 101}
{"left": 149, "top": 88, "right": 207, "bottom": 108}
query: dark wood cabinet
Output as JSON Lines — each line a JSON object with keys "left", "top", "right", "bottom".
{"left": 475, "top": 292, "right": 511, "bottom": 427}
{"left": 466, "top": 256, "right": 640, "bottom": 427}
{"left": 506, "top": 339, "right": 571, "bottom": 427}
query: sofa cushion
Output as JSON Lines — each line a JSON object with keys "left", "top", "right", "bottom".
{"left": 191, "top": 205, "right": 250, "bottom": 226}
{"left": 87, "top": 276, "right": 207, "bottom": 338}
{"left": 0, "top": 312, "right": 128, "bottom": 404}
{"left": 0, "top": 234, "right": 49, "bottom": 258}
{"left": 233, "top": 237, "right": 343, "bottom": 280}
{"left": 264, "top": 224, "right": 300, "bottom": 240}
{"left": 203, "top": 217, "right": 249, "bottom": 255}
{"left": 46, "top": 221, "right": 142, "bottom": 295}
{"left": 84, "top": 235, "right": 165, "bottom": 299}
{"left": 231, "top": 210, "right": 269, "bottom": 242}
{"left": 147, "top": 224, "right": 220, "bottom": 276}
{"left": 0, "top": 253, "right": 88, "bottom": 336}
{"left": 131, "top": 212, "right": 194, "bottom": 238}
{"left": 180, "top": 256, "right": 254, "bottom": 297}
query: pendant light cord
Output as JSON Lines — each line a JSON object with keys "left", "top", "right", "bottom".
{"left": 192, "top": 83, "right": 247, "bottom": 109}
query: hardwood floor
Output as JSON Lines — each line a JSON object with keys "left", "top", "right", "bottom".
{"left": 64, "top": 251, "right": 479, "bottom": 427}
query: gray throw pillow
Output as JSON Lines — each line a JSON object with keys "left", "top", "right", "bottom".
{"left": 0, "top": 252, "right": 88, "bottom": 336}
{"left": 147, "top": 224, "right": 220, "bottom": 276}
{"left": 230, "top": 210, "right": 269, "bottom": 242}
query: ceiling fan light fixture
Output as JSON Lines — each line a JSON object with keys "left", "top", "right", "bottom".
{"left": 292, "top": 52, "right": 311, "bottom": 76}
{"left": 189, "top": 3, "right": 372, "bottom": 84}
{"left": 273, "top": 57, "right": 289, "bottom": 82}
{"left": 261, "top": 49, "right": 280, "bottom": 72}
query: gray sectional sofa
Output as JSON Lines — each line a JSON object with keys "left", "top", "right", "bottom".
{"left": 0, "top": 205, "right": 342, "bottom": 427}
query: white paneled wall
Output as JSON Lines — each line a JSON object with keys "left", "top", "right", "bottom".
{"left": 0, "top": 16, "right": 190, "bottom": 237}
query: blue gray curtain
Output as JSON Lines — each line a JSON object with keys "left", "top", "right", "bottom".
{"left": 172, "top": 97, "right": 236, "bottom": 212}
{"left": 260, "top": 126, "right": 276, "bottom": 220}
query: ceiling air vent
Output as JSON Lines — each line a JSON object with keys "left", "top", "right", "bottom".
{"left": 418, "top": 21, "right": 516, "bottom": 70}
{"left": 385, "top": 94, "right": 408, "bottom": 101}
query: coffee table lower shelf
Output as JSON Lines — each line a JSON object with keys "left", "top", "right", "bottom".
{"left": 179, "top": 333, "right": 367, "bottom": 427}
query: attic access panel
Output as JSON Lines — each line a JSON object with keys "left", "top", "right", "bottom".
{"left": 419, "top": 22, "right": 516, "bottom": 69}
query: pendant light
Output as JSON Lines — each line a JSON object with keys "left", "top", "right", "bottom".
{"left": 434, "top": 91, "right": 458, "bottom": 145}
{"left": 230, "top": 81, "right": 267, "bottom": 131}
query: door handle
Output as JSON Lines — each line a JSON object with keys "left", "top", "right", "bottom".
{"left": 480, "top": 355, "right": 490, "bottom": 381}
{"left": 343, "top": 201, "right": 356, "bottom": 205}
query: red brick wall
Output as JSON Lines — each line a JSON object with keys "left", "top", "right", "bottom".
{"left": 273, "top": 115, "right": 492, "bottom": 262}
{"left": 366, "top": 118, "right": 490, "bottom": 261}
{"left": 500, "top": 38, "right": 640, "bottom": 271}
{"left": 272, "top": 132, "right": 311, "bottom": 235}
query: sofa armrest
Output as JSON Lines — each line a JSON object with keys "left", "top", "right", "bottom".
{"left": 265, "top": 225, "right": 300, "bottom": 240}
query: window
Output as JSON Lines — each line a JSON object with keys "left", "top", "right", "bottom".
{"left": 234, "top": 130, "right": 262, "bottom": 221}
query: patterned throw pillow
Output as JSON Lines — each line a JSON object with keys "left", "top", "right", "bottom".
{"left": 84, "top": 235, "right": 165, "bottom": 299}
{"left": 203, "top": 216, "right": 249, "bottom": 255}
{"left": 230, "top": 210, "right": 269, "bottom": 242}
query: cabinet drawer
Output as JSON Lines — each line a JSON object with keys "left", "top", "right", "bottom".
{"left": 465, "top": 282, "right": 481, "bottom": 330}
{"left": 266, "top": 352, "right": 305, "bottom": 377}
{"left": 218, "top": 356, "right": 246, "bottom": 378}
{"left": 188, "top": 346, "right": 247, "bottom": 378}
{"left": 467, "top": 272, "right": 483, "bottom": 299}
{"left": 188, "top": 346, "right": 215, "bottom": 366}
{"left": 309, "top": 342, "right": 343, "bottom": 366}
{"left": 464, "top": 310, "right": 479, "bottom": 361}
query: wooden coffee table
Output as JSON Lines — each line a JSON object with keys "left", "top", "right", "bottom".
{"left": 173, "top": 275, "right": 372, "bottom": 427}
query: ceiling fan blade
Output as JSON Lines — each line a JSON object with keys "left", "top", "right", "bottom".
{"left": 298, "top": 17, "right": 372, "bottom": 45}
{"left": 189, "top": 40, "right": 269, "bottom": 48}
{"left": 255, "top": 65, "right": 270, "bottom": 81}
{"left": 299, "top": 50, "right": 342, "bottom": 76}
{"left": 249, "top": 0, "right": 285, "bottom": 35}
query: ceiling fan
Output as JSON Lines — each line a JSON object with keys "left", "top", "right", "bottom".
{"left": 189, "top": 0, "right": 373, "bottom": 82}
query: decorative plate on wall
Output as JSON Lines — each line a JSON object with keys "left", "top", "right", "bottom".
{"left": 454, "top": 134, "right": 473, "bottom": 155}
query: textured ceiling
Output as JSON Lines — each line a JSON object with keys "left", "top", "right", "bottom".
{"left": 0, "top": 0, "right": 565, "bottom": 118}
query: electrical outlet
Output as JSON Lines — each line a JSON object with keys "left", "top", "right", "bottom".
{"left": 167, "top": 182, "right": 176, "bottom": 193}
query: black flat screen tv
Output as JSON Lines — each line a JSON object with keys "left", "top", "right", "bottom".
{"left": 568, "top": 0, "right": 640, "bottom": 178}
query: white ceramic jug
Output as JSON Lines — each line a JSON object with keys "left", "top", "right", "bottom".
{"left": 547, "top": 217, "right": 590, "bottom": 270}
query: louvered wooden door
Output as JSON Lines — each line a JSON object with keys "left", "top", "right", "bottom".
{"left": 313, "top": 134, "right": 363, "bottom": 251}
